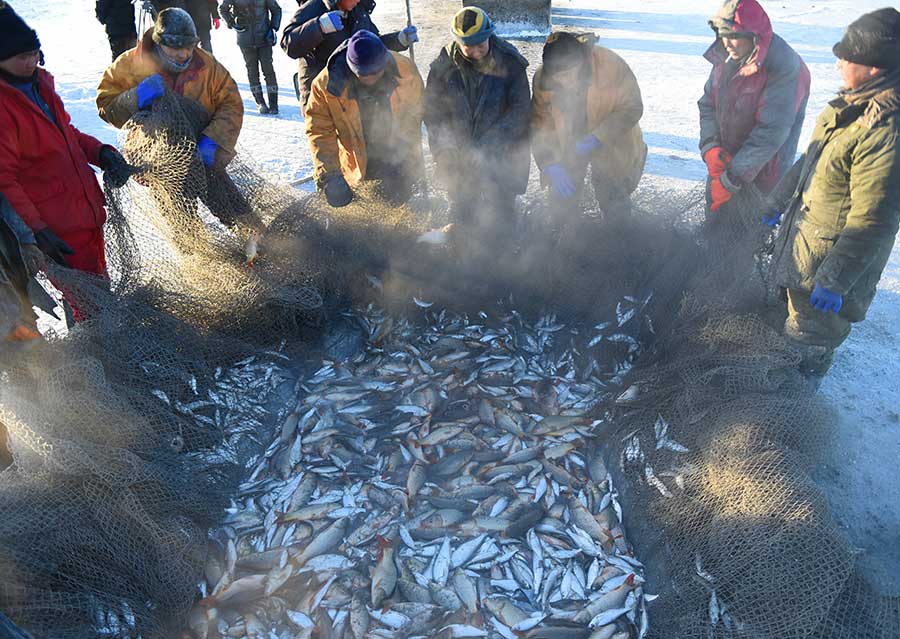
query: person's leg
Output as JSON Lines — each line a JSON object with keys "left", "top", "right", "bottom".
{"left": 259, "top": 46, "right": 279, "bottom": 114}
{"left": 108, "top": 35, "right": 137, "bottom": 60}
{"left": 198, "top": 28, "right": 212, "bottom": 53}
{"left": 590, "top": 168, "right": 632, "bottom": 220}
{"left": 240, "top": 46, "right": 268, "bottom": 114}
{"left": 784, "top": 288, "right": 852, "bottom": 378}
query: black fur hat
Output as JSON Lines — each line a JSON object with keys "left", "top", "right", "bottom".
{"left": 833, "top": 7, "right": 900, "bottom": 70}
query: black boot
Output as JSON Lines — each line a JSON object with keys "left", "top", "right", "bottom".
{"left": 267, "top": 88, "right": 279, "bottom": 115}
{"left": 251, "top": 87, "right": 269, "bottom": 114}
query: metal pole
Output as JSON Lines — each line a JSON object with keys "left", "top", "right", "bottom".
{"left": 404, "top": 0, "right": 415, "bottom": 66}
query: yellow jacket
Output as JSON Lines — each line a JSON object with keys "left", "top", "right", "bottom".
{"left": 96, "top": 29, "right": 243, "bottom": 161}
{"left": 306, "top": 50, "right": 424, "bottom": 187}
{"left": 532, "top": 35, "right": 647, "bottom": 193}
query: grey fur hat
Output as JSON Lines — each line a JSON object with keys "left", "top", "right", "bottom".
{"left": 152, "top": 8, "right": 200, "bottom": 49}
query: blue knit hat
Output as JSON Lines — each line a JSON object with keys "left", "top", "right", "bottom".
{"left": 0, "top": 2, "right": 41, "bottom": 62}
{"left": 346, "top": 30, "right": 391, "bottom": 77}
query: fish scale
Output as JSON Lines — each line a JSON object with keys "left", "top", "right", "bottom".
{"left": 196, "top": 301, "right": 652, "bottom": 638}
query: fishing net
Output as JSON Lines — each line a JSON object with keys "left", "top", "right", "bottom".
{"left": 0, "top": 82, "right": 896, "bottom": 639}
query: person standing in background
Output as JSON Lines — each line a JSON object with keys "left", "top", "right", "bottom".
{"left": 95, "top": 0, "right": 138, "bottom": 60}
{"left": 281, "top": 0, "right": 417, "bottom": 107}
{"left": 220, "top": 0, "right": 283, "bottom": 114}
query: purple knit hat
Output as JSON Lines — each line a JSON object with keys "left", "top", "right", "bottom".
{"left": 346, "top": 30, "right": 391, "bottom": 76}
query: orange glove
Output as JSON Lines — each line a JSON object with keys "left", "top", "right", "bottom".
{"left": 709, "top": 175, "right": 735, "bottom": 212}
{"left": 703, "top": 146, "right": 732, "bottom": 178}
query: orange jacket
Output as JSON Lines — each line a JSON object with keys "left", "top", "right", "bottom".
{"left": 96, "top": 29, "right": 243, "bottom": 161}
{"left": 306, "top": 50, "right": 424, "bottom": 187}
{"left": 532, "top": 35, "right": 647, "bottom": 193}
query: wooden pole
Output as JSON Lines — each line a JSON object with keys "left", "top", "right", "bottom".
{"left": 404, "top": 0, "right": 415, "bottom": 66}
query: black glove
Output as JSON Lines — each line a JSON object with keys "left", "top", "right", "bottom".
{"left": 35, "top": 228, "right": 74, "bottom": 267}
{"left": 323, "top": 175, "right": 353, "bottom": 208}
{"left": 99, "top": 145, "right": 137, "bottom": 189}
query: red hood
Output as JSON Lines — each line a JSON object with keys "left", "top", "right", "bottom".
{"left": 710, "top": 0, "right": 774, "bottom": 67}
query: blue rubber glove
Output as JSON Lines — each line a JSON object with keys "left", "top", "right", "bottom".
{"left": 575, "top": 134, "right": 601, "bottom": 157}
{"left": 545, "top": 163, "right": 577, "bottom": 199}
{"left": 810, "top": 284, "right": 843, "bottom": 314}
{"left": 197, "top": 135, "right": 218, "bottom": 167}
{"left": 400, "top": 25, "right": 419, "bottom": 46}
{"left": 762, "top": 210, "right": 783, "bottom": 227}
{"left": 136, "top": 74, "right": 165, "bottom": 109}
{"left": 319, "top": 11, "right": 344, "bottom": 34}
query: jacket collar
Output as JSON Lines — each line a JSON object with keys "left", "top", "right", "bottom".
{"left": 432, "top": 36, "right": 528, "bottom": 77}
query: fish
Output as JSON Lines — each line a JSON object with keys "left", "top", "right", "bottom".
{"left": 202, "top": 301, "right": 652, "bottom": 639}
{"left": 416, "top": 223, "right": 455, "bottom": 245}
{"left": 371, "top": 538, "right": 398, "bottom": 607}
{"left": 245, "top": 231, "right": 262, "bottom": 266}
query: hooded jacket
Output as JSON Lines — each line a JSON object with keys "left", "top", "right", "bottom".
{"left": 699, "top": 0, "right": 811, "bottom": 193}
{"left": 96, "top": 28, "right": 244, "bottom": 161}
{"left": 281, "top": 0, "right": 407, "bottom": 104}
{"left": 424, "top": 36, "right": 531, "bottom": 195}
{"left": 771, "top": 70, "right": 900, "bottom": 322}
{"left": 0, "top": 69, "right": 107, "bottom": 238}
{"left": 220, "top": 0, "right": 283, "bottom": 49}
{"left": 305, "top": 43, "right": 423, "bottom": 186}
{"left": 531, "top": 34, "right": 646, "bottom": 194}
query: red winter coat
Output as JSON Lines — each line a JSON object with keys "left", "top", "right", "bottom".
{"left": 698, "top": 0, "right": 811, "bottom": 192}
{"left": 0, "top": 69, "right": 107, "bottom": 239}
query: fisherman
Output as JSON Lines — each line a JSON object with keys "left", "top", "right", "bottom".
{"left": 424, "top": 6, "right": 530, "bottom": 230}
{"left": 699, "top": 0, "right": 811, "bottom": 214}
{"left": 0, "top": 2, "right": 134, "bottom": 280}
{"left": 768, "top": 7, "right": 900, "bottom": 381}
{"left": 531, "top": 32, "right": 647, "bottom": 222}
{"left": 149, "top": 0, "right": 221, "bottom": 52}
{"left": 96, "top": 8, "right": 252, "bottom": 230}
{"left": 95, "top": 0, "right": 139, "bottom": 60}
{"left": 306, "top": 29, "right": 424, "bottom": 208}
{"left": 219, "top": 0, "right": 283, "bottom": 114}
{"left": 281, "top": 0, "right": 418, "bottom": 107}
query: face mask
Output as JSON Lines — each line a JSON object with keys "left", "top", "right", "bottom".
{"left": 154, "top": 44, "right": 193, "bottom": 74}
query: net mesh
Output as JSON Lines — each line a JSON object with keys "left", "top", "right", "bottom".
{"left": 0, "top": 91, "right": 896, "bottom": 639}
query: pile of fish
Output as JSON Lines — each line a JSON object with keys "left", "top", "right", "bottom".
{"left": 189, "top": 297, "right": 658, "bottom": 639}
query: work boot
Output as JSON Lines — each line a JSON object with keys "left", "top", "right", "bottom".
{"left": 267, "top": 88, "right": 279, "bottom": 115}
{"left": 251, "top": 87, "right": 269, "bottom": 114}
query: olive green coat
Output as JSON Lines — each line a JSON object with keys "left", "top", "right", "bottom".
{"left": 771, "top": 75, "right": 900, "bottom": 322}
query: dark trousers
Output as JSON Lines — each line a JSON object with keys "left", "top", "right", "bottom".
{"left": 240, "top": 45, "right": 278, "bottom": 91}
{"left": 198, "top": 28, "right": 212, "bottom": 53}
{"left": 108, "top": 35, "right": 137, "bottom": 60}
